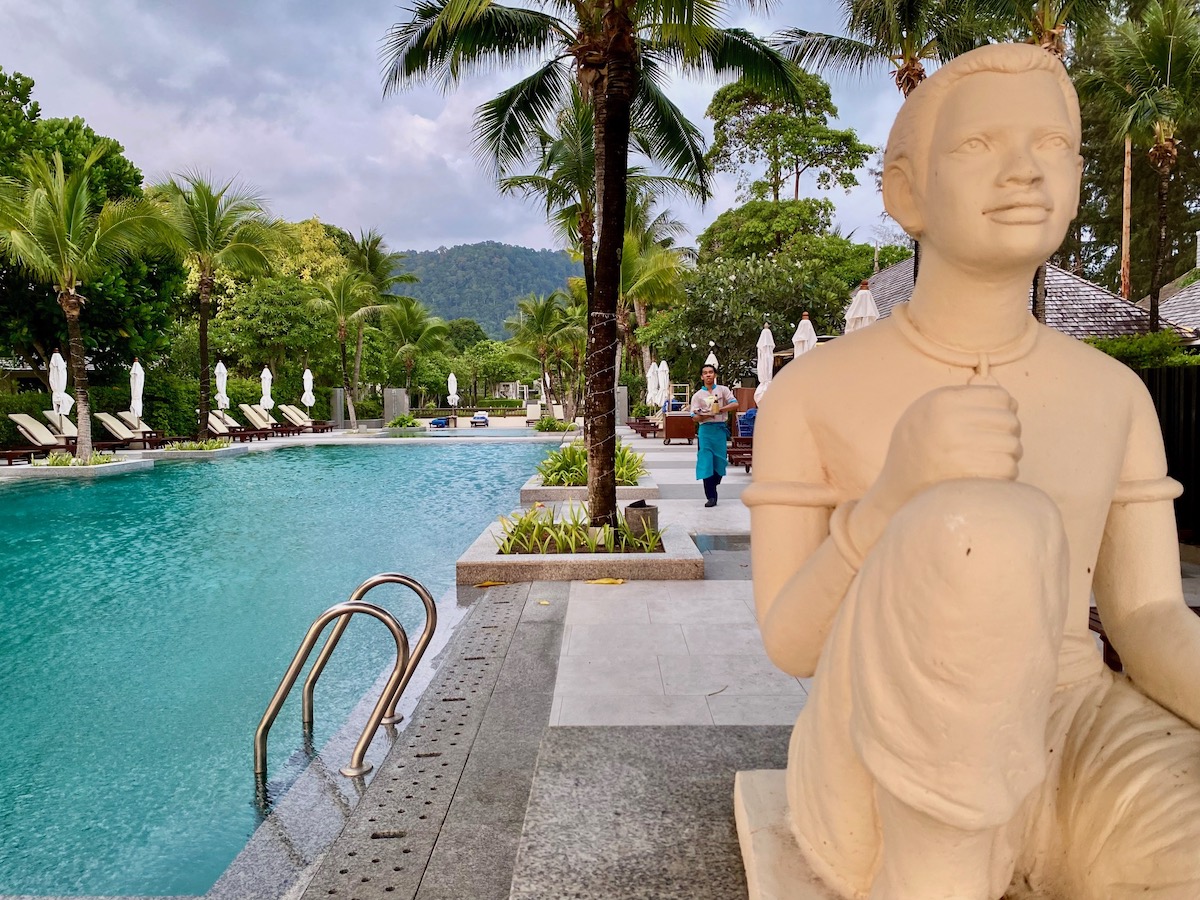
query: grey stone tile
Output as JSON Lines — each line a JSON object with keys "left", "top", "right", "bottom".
{"left": 659, "top": 655, "right": 805, "bottom": 697}
{"left": 707, "top": 693, "right": 807, "bottom": 726}
{"left": 444, "top": 749, "right": 539, "bottom": 828}
{"left": 521, "top": 581, "right": 570, "bottom": 622}
{"left": 491, "top": 622, "right": 563, "bottom": 694}
{"left": 557, "top": 694, "right": 713, "bottom": 726}
{"left": 554, "top": 653, "right": 664, "bottom": 696}
{"left": 666, "top": 580, "right": 754, "bottom": 602}
{"left": 566, "top": 623, "right": 688, "bottom": 656}
{"left": 681, "top": 623, "right": 770, "bottom": 658}
{"left": 550, "top": 695, "right": 563, "bottom": 726}
{"left": 474, "top": 690, "right": 554, "bottom": 741}
{"left": 647, "top": 594, "right": 757, "bottom": 626}
{"left": 563, "top": 595, "right": 651, "bottom": 625}
{"left": 702, "top": 550, "right": 753, "bottom": 580}
{"left": 416, "top": 821, "right": 523, "bottom": 900}
{"left": 568, "top": 580, "right": 673, "bottom": 602}
{"left": 509, "top": 726, "right": 791, "bottom": 899}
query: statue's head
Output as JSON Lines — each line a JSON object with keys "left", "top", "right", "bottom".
{"left": 883, "top": 43, "right": 1082, "bottom": 275}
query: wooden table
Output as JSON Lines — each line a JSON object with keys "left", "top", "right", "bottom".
{"left": 663, "top": 413, "right": 696, "bottom": 445}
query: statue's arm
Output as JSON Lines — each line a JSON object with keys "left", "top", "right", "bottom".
{"left": 1094, "top": 380, "right": 1200, "bottom": 727}
{"left": 1096, "top": 494, "right": 1200, "bottom": 727}
{"left": 745, "top": 387, "right": 853, "bottom": 677}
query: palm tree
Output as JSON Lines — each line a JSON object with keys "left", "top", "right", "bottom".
{"left": 151, "top": 174, "right": 287, "bottom": 437}
{"left": 347, "top": 229, "right": 418, "bottom": 403}
{"left": 383, "top": 295, "right": 450, "bottom": 398}
{"left": 381, "top": 0, "right": 800, "bottom": 524}
{"left": 0, "top": 146, "right": 166, "bottom": 458}
{"left": 1083, "top": 0, "right": 1200, "bottom": 330}
{"left": 774, "top": 0, "right": 988, "bottom": 98}
{"left": 506, "top": 290, "right": 572, "bottom": 405}
{"left": 310, "top": 272, "right": 390, "bottom": 431}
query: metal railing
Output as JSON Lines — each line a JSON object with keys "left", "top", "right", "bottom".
{"left": 254, "top": 573, "right": 438, "bottom": 779}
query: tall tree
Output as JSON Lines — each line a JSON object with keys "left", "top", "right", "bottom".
{"left": 151, "top": 174, "right": 288, "bottom": 437}
{"left": 0, "top": 146, "right": 166, "bottom": 458}
{"left": 381, "top": 0, "right": 800, "bottom": 524}
{"left": 505, "top": 290, "right": 573, "bottom": 407}
{"left": 347, "top": 228, "right": 418, "bottom": 402}
{"left": 705, "top": 73, "right": 873, "bottom": 201}
{"left": 384, "top": 295, "right": 450, "bottom": 397}
{"left": 1084, "top": 0, "right": 1200, "bottom": 330}
{"left": 310, "top": 272, "right": 388, "bottom": 431}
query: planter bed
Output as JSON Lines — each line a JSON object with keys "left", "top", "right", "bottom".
{"left": 137, "top": 445, "right": 251, "bottom": 461}
{"left": 519, "top": 473, "right": 659, "bottom": 505}
{"left": 456, "top": 515, "right": 702, "bottom": 583}
{"left": 0, "top": 458, "right": 153, "bottom": 480}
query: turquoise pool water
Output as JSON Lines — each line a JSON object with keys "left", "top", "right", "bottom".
{"left": 0, "top": 442, "right": 545, "bottom": 896}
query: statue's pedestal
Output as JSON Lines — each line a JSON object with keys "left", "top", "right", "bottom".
{"left": 734, "top": 770, "right": 841, "bottom": 900}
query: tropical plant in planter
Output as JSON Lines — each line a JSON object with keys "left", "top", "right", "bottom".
{"left": 536, "top": 441, "right": 646, "bottom": 487}
{"left": 495, "top": 504, "right": 664, "bottom": 554}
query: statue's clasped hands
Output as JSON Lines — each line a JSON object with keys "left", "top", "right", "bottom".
{"left": 864, "top": 384, "right": 1023, "bottom": 523}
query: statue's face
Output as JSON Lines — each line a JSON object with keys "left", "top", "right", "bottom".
{"left": 921, "top": 70, "right": 1081, "bottom": 273}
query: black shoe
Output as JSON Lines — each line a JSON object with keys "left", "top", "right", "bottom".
{"left": 705, "top": 498, "right": 717, "bottom": 507}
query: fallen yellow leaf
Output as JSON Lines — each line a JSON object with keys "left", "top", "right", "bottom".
{"left": 537, "top": 600, "right": 551, "bottom": 606}
{"left": 585, "top": 577, "right": 626, "bottom": 585}
{"left": 474, "top": 580, "right": 509, "bottom": 588}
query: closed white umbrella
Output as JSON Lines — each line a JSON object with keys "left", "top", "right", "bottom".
{"left": 645, "top": 362, "right": 660, "bottom": 408}
{"left": 844, "top": 280, "right": 879, "bottom": 333}
{"left": 129, "top": 358, "right": 145, "bottom": 419}
{"left": 754, "top": 327, "right": 775, "bottom": 404}
{"left": 49, "top": 351, "right": 73, "bottom": 416}
{"left": 657, "top": 360, "right": 671, "bottom": 409}
{"left": 215, "top": 361, "right": 230, "bottom": 410}
{"left": 447, "top": 372, "right": 459, "bottom": 407}
{"left": 260, "top": 367, "right": 275, "bottom": 411}
{"left": 301, "top": 368, "right": 316, "bottom": 412}
{"left": 792, "top": 312, "right": 818, "bottom": 357}
{"left": 704, "top": 342, "right": 719, "bottom": 369}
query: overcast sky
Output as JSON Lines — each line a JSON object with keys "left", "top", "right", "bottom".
{"left": 0, "top": 0, "right": 906, "bottom": 253}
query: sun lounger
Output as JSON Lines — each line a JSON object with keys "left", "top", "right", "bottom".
{"left": 41, "top": 411, "right": 78, "bottom": 446}
{"left": 525, "top": 402, "right": 542, "bottom": 425}
{"left": 728, "top": 435, "right": 753, "bottom": 473}
{"left": 279, "top": 404, "right": 333, "bottom": 433}
{"left": 208, "top": 412, "right": 268, "bottom": 442}
{"left": 551, "top": 404, "right": 565, "bottom": 421}
{"left": 95, "top": 412, "right": 187, "bottom": 449}
{"left": 470, "top": 410, "right": 489, "bottom": 427}
{"left": 242, "top": 404, "right": 303, "bottom": 436}
{"left": 10, "top": 413, "right": 73, "bottom": 455}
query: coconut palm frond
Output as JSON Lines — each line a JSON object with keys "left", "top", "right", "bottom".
{"left": 475, "top": 58, "right": 575, "bottom": 173}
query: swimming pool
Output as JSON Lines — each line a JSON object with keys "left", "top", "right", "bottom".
{"left": 0, "top": 442, "right": 546, "bottom": 896}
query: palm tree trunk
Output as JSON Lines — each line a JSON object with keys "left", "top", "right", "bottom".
{"left": 198, "top": 274, "right": 214, "bottom": 439}
{"left": 353, "top": 323, "right": 365, "bottom": 403}
{"left": 1032, "top": 263, "right": 1047, "bottom": 323}
{"left": 1120, "top": 133, "right": 1132, "bottom": 300}
{"left": 580, "top": 213, "right": 597, "bottom": 305}
{"left": 60, "top": 292, "right": 92, "bottom": 459}
{"left": 635, "top": 302, "right": 652, "bottom": 373}
{"left": 339, "top": 332, "right": 358, "bottom": 431}
{"left": 1148, "top": 165, "right": 1171, "bottom": 332}
{"left": 587, "top": 8, "right": 636, "bottom": 527}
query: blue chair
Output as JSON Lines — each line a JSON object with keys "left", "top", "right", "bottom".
{"left": 429, "top": 417, "right": 449, "bottom": 428}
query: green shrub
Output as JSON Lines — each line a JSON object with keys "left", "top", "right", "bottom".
{"left": 353, "top": 396, "right": 383, "bottom": 419}
{"left": 386, "top": 414, "right": 420, "bottom": 428}
{"left": 35, "top": 450, "right": 118, "bottom": 466}
{"left": 1086, "top": 331, "right": 1200, "bottom": 370}
{"left": 0, "top": 392, "right": 52, "bottom": 448}
{"left": 536, "top": 440, "right": 646, "bottom": 486}
{"left": 163, "top": 438, "right": 232, "bottom": 451}
{"left": 630, "top": 402, "right": 655, "bottom": 418}
{"left": 494, "top": 504, "right": 664, "bottom": 554}
{"left": 533, "top": 416, "right": 574, "bottom": 432}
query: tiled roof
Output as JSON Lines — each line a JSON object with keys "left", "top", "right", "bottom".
{"left": 867, "top": 257, "right": 1194, "bottom": 339}
{"left": 1161, "top": 279, "right": 1200, "bottom": 331}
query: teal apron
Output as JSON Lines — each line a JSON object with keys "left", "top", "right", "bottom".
{"left": 695, "top": 387, "right": 729, "bottom": 480}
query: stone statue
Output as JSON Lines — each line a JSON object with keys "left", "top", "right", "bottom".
{"left": 743, "top": 42, "right": 1200, "bottom": 900}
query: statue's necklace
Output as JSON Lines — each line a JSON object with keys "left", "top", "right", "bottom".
{"left": 891, "top": 302, "right": 1039, "bottom": 385}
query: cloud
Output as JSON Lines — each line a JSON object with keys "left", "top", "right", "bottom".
{"left": 0, "top": 0, "right": 899, "bottom": 252}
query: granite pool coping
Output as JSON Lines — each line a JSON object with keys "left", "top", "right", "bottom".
{"left": 455, "top": 517, "right": 704, "bottom": 584}
{"left": 136, "top": 445, "right": 251, "bottom": 461}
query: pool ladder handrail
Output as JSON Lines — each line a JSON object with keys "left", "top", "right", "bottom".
{"left": 253, "top": 573, "right": 438, "bottom": 779}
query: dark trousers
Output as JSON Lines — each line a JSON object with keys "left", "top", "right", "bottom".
{"left": 703, "top": 474, "right": 722, "bottom": 500}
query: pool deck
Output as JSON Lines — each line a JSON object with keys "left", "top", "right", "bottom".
{"left": 239, "top": 425, "right": 790, "bottom": 900}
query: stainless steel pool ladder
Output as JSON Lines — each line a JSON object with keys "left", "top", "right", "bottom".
{"left": 254, "top": 573, "right": 438, "bottom": 779}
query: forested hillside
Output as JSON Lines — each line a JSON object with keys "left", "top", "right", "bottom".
{"left": 396, "top": 241, "right": 581, "bottom": 337}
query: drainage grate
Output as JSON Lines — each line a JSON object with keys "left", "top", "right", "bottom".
{"left": 300, "top": 582, "right": 531, "bottom": 900}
